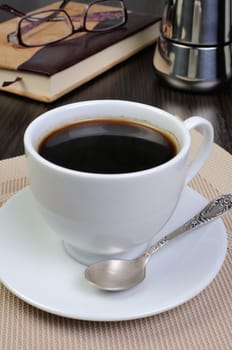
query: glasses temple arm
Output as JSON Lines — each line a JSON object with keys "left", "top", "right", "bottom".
{"left": 59, "top": 0, "right": 71, "bottom": 9}
{"left": 0, "top": 4, "right": 25, "bottom": 17}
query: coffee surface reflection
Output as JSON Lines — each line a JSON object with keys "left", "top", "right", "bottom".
{"left": 39, "top": 118, "right": 178, "bottom": 174}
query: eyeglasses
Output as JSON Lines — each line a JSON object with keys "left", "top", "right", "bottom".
{"left": 0, "top": 0, "right": 128, "bottom": 47}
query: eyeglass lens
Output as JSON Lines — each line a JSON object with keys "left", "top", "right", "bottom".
{"left": 85, "top": 0, "right": 125, "bottom": 31}
{"left": 20, "top": 10, "right": 73, "bottom": 46}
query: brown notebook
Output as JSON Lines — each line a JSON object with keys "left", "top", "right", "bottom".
{"left": 0, "top": 2, "right": 160, "bottom": 102}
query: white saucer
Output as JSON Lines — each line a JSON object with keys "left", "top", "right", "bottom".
{"left": 0, "top": 187, "right": 227, "bottom": 321}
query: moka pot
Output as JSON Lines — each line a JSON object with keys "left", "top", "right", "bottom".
{"left": 153, "top": 0, "right": 232, "bottom": 91}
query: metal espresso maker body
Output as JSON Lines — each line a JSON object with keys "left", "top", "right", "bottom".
{"left": 153, "top": 0, "right": 232, "bottom": 91}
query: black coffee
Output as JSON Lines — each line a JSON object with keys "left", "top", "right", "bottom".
{"left": 38, "top": 119, "right": 178, "bottom": 174}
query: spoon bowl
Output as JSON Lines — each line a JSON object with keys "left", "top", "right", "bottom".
{"left": 85, "top": 255, "right": 147, "bottom": 291}
{"left": 85, "top": 194, "right": 232, "bottom": 291}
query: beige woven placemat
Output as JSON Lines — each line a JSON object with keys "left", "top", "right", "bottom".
{"left": 0, "top": 142, "right": 232, "bottom": 350}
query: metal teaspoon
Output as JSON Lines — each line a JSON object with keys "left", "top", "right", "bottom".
{"left": 85, "top": 194, "right": 232, "bottom": 291}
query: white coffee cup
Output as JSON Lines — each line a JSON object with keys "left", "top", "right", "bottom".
{"left": 24, "top": 100, "right": 213, "bottom": 265}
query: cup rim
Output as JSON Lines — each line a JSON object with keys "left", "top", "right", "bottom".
{"left": 24, "top": 100, "right": 191, "bottom": 179}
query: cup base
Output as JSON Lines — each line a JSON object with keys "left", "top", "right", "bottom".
{"left": 63, "top": 241, "right": 151, "bottom": 266}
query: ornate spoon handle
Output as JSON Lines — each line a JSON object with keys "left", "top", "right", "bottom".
{"left": 145, "top": 194, "right": 232, "bottom": 258}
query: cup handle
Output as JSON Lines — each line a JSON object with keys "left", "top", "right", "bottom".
{"left": 184, "top": 116, "right": 214, "bottom": 183}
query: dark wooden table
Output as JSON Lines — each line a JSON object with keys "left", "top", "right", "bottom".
{"left": 0, "top": 0, "right": 231, "bottom": 161}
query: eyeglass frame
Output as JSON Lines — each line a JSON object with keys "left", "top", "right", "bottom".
{"left": 0, "top": 0, "right": 128, "bottom": 47}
